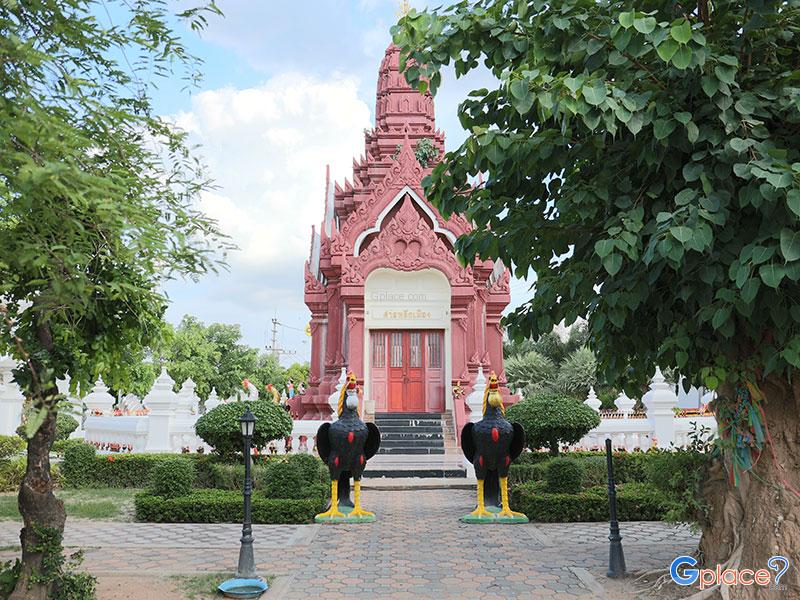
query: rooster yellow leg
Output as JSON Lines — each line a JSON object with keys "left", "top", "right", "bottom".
{"left": 315, "top": 479, "right": 346, "bottom": 519}
{"left": 348, "top": 480, "right": 374, "bottom": 518}
{"left": 497, "top": 476, "right": 526, "bottom": 518}
{"left": 468, "top": 479, "right": 494, "bottom": 518}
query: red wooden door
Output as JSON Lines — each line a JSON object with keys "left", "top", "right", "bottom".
{"left": 386, "top": 331, "right": 428, "bottom": 412}
{"left": 388, "top": 332, "right": 405, "bottom": 411}
{"left": 406, "top": 332, "right": 425, "bottom": 411}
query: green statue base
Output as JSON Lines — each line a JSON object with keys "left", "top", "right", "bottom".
{"left": 459, "top": 505, "right": 529, "bottom": 524}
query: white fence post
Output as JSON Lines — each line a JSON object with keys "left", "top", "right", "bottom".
{"left": 643, "top": 367, "right": 679, "bottom": 449}
{"left": 145, "top": 368, "right": 177, "bottom": 453}
{"left": 84, "top": 377, "right": 113, "bottom": 416}
{"left": 466, "top": 366, "right": 486, "bottom": 423}
{"left": 584, "top": 386, "right": 601, "bottom": 412}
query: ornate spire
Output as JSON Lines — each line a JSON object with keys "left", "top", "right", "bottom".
{"left": 375, "top": 43, "right": 435, "bottom": 132}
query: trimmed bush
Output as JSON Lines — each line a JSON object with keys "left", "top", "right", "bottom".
{"left": 545, "top": 458, "right": 586, "bottom": 494}
{"left": 644, "top": 449, "right": 712, "bottom": 525}
{"left": 207, "top": 455, "right": 328, "bottom": 499}
{"left": 582, "top": 456, "right": 608, "bottom": 487}
{"left": 134, "top": 489, "right": 324, "bottom": 524}
{"left": 61, "top": 443, "right": 97, "bottom": 487}
{"left": 194, "top": 400, "right": 293, "bottom": 457}
{"left": 0, "top": 457, "right": 25, "bottom": 493}
{"left": 52, "top": 439, "right": 86, "bottom": 457}
{"left": 508, "top": 462, "right": 548, "bottom": 486}
{"left": 0, "top": 435, "right": 24, "bottom": 460}
{"left": 55, "top": 413, "right": 79, "bottom": 442}
{"left": 512, "top": 481, "right": 669, "bottom": 522}
{"left": 514, "top": 451, "right": 553, "bottom": 465}
{"left": 150, "top": 457, "right": 195, "bottom": 499}
{"left": 506, "top": 393, "right": 601, "bottom": 455}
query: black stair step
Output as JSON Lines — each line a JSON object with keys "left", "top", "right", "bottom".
{"left": 377, "top": 425, "right": 443, "bottom": 434}
{"left": 376, "top": 447, "right": 446, "bottom": 455}
{"left": 374, "top": 412, "right": 441, "bottom": 420}
{"left": 363, "top": 468, "right": 467, "bottom": 478}
{"left": 380, "top": 439, "right": 444, "bottom": 449}
{"left": 381, "top": 432, "right": 443, "bottom": 441}
{"left": 375, "top": 419, "right": 442, "bottom": 429}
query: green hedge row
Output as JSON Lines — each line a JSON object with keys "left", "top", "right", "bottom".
{"left": 512, "top": 450, "right": 652, "bottom": 485}
{"left": 511, "top": 481, "right": 669, "bottom": 522}
{"left": 134, "top": 489, "right": 325, "bottom": 524}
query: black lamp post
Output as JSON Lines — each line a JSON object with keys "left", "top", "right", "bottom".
{"left": 605, "top": 437, "right": 626, "bottom": 578}
{"left": 236, "top": 408, "right": 257, "bottom": 580}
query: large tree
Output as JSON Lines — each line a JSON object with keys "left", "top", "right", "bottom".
{"left": 0, "top": 1, "right": 226, "bottom": 597}
{"left": 395, "top": 0, "right": 800, "bottom": 596}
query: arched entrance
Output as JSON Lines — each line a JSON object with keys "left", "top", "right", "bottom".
{"left": 364, "top": 268, "right": 451, "bottom": 414}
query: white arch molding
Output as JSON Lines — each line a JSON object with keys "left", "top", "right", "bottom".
{"left": 353, "top": 186, "right": 458, "bottom": 256}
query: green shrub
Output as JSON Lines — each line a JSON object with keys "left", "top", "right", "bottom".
{"left": 582, "top": 456, "right": 608, "bottom": 487}
{"left": 52, "top": 439, "right": 86, "bottom": 457}
{"left": 545, "top": 458, "right": 586, "bottom": 494}
{"left": 285, "top": 453, "right": 328, "bottom": 486}
{"left": 514, "top": 451, "right": 552, "bottom": 464}
{"left": 61, "top": 443, "right": 97, "bottom": 487}
{"left": 644, "top": 449, "right": 712, "bottom": 525}
{"left": 508, "top": 462, "right": 548, "bottom": 486}
{"left": 512, "top": 482, "right": 669, "bottom": 522}
{"left": 194, "top": 400, "right": 293, "bottom": 457}
{"left": 134, "top": 489, "right": 324, "bottom": 524}
{"left": 55, "top": 413, "right": 79, "bottom": 442}
{"left": 0, "top": 435, "right": 24, "bottom": 460}
{"left": 0, "top": 559, "right": 21, "bottom": 598}
{"left": 506, "top": 393, "right": 601, "bottom": 455}
{"left": 150, "top": 457, "right": 195, "bottom": 499}
{"left": 0, "top": 458, "right": 25, "bottom": 493}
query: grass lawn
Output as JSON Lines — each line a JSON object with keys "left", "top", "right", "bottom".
{"left": 170, "top": 573, "right": 274, "bottom": 600}
{"left": 0, "top": 488, "right": 140, "bottom": 521}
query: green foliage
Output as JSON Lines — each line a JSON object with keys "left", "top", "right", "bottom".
{"left": 554, "top": 347, "right": 597, "bottom": 397}
{"left": 394, "top": 1, "right": 800, "bottom": 391}
{"left": 52, "top": 439, "right": 86, "bottom": 457}
{"left": 195, "top": 401, "right": 293, "bottom": 457}
{"left": 644, "top": 429, "right": 715, "bottom": 525}
{"left": 207, "top": 455, "right": 328, "bottom": 499}
{"left": 25, "top": 525, "right": 96, "bottom": 599}
{"left": 545, "top": 457, "right": 586, "bottom": 493}
{"left": 61, "top": 443, "right": 97, "bottom": 488}
{"left": 61, "top": 451, "right": 206, "bottom": 489}
{"left": 149, "top": 458, "right": 195, "bottom": 499}
{"left": 0, "top": 559, "right": 21, "bottom": 598}
{"left": 506, "top": 393, "right": 601, "bottom": 455}
{"left": 0, "top": 436, "right": 24, "bottom": 460}
{"left": 504, "top": 350, "right": 556, "bottom": 396}
{"left": 134, "top": 490, "right": 325, "bottom": 524}
{"left": 0, "top": 458, "right": 25, "bottom": 493}
{"left": 55, "top": 414, "right": 79, "bottom": 442}
{"left": 508, "top": 462, "right": 548, "bottom": 486}
{"left": 512, "top": 482, "right": 669, "bottom": 522}
{"left": 414, "top": 138, "right": 439, "bottom": 167}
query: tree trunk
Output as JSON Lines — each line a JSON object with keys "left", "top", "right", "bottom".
{"left": 699, "top": 375, "right": 800, "bottom": 599}
{"left": 10, "top": 396, "right": 65, "bottom": 600}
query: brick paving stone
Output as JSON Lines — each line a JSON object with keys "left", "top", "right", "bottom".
{"left": 0, "top": 489, "right": 699, "bottom": 598}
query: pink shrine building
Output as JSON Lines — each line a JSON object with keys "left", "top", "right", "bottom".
{"left": 300, "top": 44, "right": 513, "bottom": 429}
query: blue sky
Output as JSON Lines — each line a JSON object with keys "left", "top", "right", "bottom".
{"left": 152, "top": 0, "right": 533, "bottom": 363}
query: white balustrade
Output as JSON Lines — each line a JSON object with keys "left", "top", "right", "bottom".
{"left": 465, "top": 366, "right": 486, "bottom": 423}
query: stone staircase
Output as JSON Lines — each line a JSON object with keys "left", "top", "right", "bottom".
{"left": 375, "top": 412, "right": 445, "bottom": 455}
{"left": 364, "top": 412, "right": 466, "bottom": 478}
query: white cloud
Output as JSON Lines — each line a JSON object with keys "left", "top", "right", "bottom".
{"left": 163, "top": 72, "right": 372, "bottom": 354}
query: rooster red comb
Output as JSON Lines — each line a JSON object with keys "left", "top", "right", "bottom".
{"left": 488, "top": 371, "right": 499, "bottom": 390}
{"left": 347, "top": 372, "right": 357, "bottom": 389}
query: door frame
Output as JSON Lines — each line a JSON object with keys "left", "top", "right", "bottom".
{"left": 368, "top": 327, "right": 449, "bottom": 413}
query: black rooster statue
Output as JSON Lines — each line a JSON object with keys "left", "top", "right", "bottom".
{"left": 460, "top": 371, "right": 528, "bottom": 523}
{"left": 315, "top": 372, "right": 381, "bottom": 523}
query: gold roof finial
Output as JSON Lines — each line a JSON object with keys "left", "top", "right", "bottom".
{"left": 397, "top": 0, "right": 412, "bottom": 18}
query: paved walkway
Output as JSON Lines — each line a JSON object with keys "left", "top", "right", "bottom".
{"left": 0, "top": 489, "right": 698, "bottom": 599}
